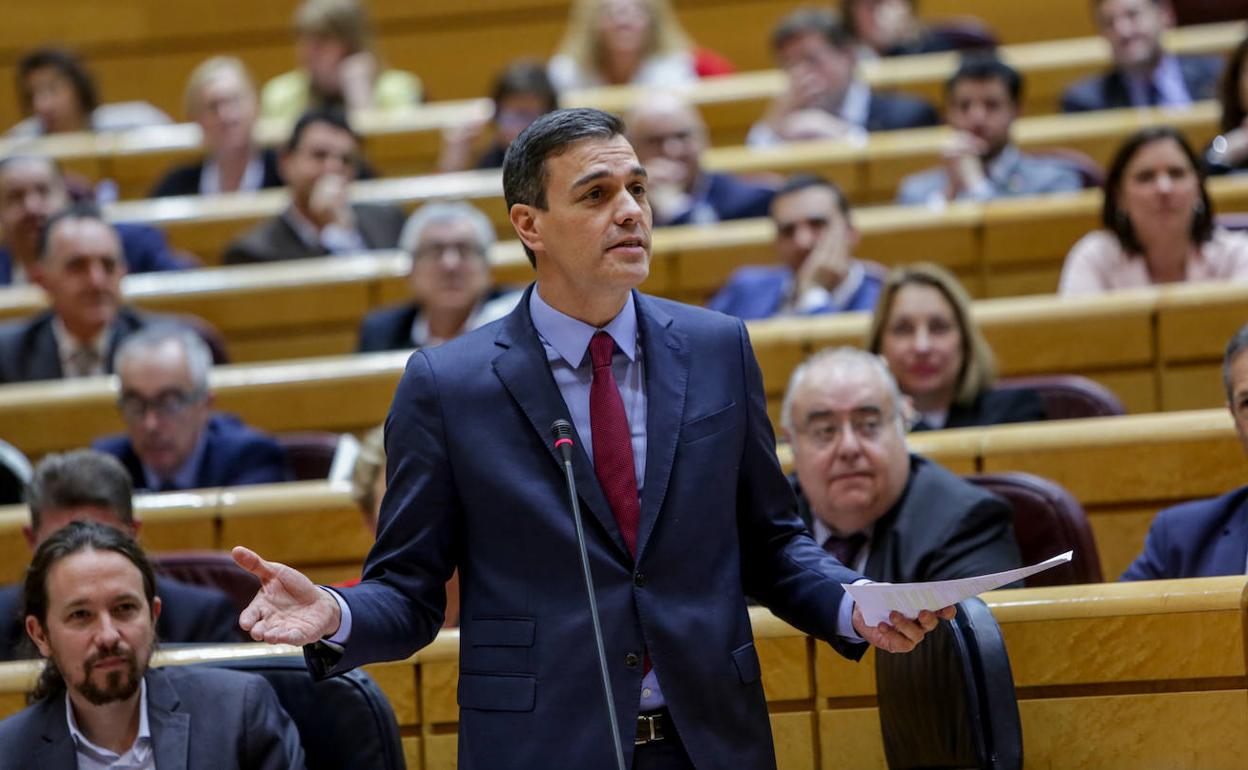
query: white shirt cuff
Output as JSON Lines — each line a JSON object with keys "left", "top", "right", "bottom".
{"left": 321, "top": 586, "right": 353, "bottom": 645}
{"left": 837, "top": 578, "right": 873, "bottom": 642}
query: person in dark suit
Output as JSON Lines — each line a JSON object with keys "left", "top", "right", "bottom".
{"left": 710, "top": 174, "right": 882, "bottom": 321}
{"left": 1123, "top": 322, "right": 1248, "bottom": 580}
{"left": 0, "top": 450, "right": 244, "bottom": 662}
{"left": 231, "top": 109, "right": 950, "bottom": 770}
{"left": 222, "top": 109, "right": 404, "bottom": 264}
{"left": 625, "top": 92, "right": 774, "bottom": 226}
{"left": 747, "top": 8, "right": 938, "bottom": 147}
{"left": 0, "top": 520, "right": 304, "bottom": 768}
{"left": 356, "top": 200, "right": 521, "bottom": 352}
{"left": 0, "top": 204, "right": 193, "bottom": 385}
{"left": 0, "top": 155, "right": 187, "bottom": 285}
{"left": 151, "top": 57, "right": 283, "bottom": 198}
{"left": 438, "top": 59, "right": 559, "bottom": 173}
{"left": 783, "top": 347, "right": 1022, "bottom": 582}
{"left": 91, "top": 325, "right": 289, "bottom": 491}
{"left": 868, "top": 262, "right": 1045, "bottom": 431}
{"left": 1060, "top": 0, "right": 1222, "bottom": 113}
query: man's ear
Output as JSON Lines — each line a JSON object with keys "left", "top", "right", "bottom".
{"left": 509, "top": 203, "right": 543, "bottom": 258}
{"left": 25, "top": 616, "right": 51, "bottom": 658}
{"left": 150, "top": 595, "right": 162, "bottom": 625}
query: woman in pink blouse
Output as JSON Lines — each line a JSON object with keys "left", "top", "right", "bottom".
{"left": 1059, "top": 126, "right": 1248, "bottom": 296}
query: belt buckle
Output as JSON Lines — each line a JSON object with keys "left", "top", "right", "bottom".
{"left": 635, "top": 712, "right": 666, "bottom": 745}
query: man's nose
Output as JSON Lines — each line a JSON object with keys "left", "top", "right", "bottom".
{"left": 94, "top": 615, "right": 121, "bottom": 646}
{"left": 615, "top": 188, "right": 644, "bottom": 224}
{"left": 834, "top": 423, "right": 863, "bottom": 457}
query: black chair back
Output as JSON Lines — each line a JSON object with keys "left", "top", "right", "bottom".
{"left": 152, "top": 551, "right": 261, "bottom": 617}
{"left": 876, "top": 597, "right": 1022, "bottom": 770}
{"left": 194, "top": 655, "right": 406, "bottom": 770}
{"left": 996, "top": 375, "right": 1126, "bottom": 420}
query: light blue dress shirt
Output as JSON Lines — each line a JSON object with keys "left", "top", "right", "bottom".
{"left": 141, "top": 425, "right": 209, "bottom": 491}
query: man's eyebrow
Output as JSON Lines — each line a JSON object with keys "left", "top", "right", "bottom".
{"left": 631, "top": 165, "right": 648, "bottom": 179}
{"left": 572, "top": 169, "right": 609, "bottom": 189}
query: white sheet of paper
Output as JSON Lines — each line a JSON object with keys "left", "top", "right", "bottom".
{"left": 842, "top": 550, "right": 1074, "bottom": 626}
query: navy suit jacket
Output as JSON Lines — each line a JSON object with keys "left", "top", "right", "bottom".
{"left": 0, "top": 223, "right": 187, "bottom": 285}
{"left": 0, "top": 665, "right": 304, "bottom": 769}
{"left": 666, "top": 172, "right": 776, "bottom": 226}
{"left": 1060, "top": 55, "right": 1223, "bottom": 112}
{"left": 1120, "top": 486, "right": 1248, "bottom": 580}
{"left": 0, "top": 576, "right": 243, "bottom": 661}
{"left": 866, "top": 91, "right": 940, "bottom": 131}
{"left": 308, "top": 286, "right": 865, "bottom": 769}
{"left": 92, "top": 414, "right": 290, "bottom": 491}
{"left": 357, "top": 303, "right": 419, "bottom": 353}
{"left": 912, "top": 388, "right": 1047, "bottom": 432}
{"left": 708, "top": 264, "right": 882, "bottom": 320}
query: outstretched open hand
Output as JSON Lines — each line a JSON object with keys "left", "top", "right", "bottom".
{"left": 232, "top": 546, "right": 341, "bottom": 646}
{"left": 853, "top": 606, "right": 956, "bottom": 654}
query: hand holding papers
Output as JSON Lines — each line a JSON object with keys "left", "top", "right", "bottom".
{"left": 844, "top": 551, "right": 1075, "bottom": 626}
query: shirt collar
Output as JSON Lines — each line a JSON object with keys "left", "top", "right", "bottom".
{"left": 528, "top": 286, "right": 638, "bottom": 368}
{"left": 142, "top": 421, "right": 210, "bottom": 490}
{"left": 65, "top": 678, "right": 151, "bottom": 761}
{"left": 200, "top": 152, "right": 266, "bottom": 196}
{"left": 51, "top": 316, "right": 111, "bottom": 371}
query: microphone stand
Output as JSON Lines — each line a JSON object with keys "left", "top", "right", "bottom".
{"left": 551, "top": 419, "right": 627, "bottom": 770}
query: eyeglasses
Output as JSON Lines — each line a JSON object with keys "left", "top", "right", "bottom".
{"left": 798, "top": 412, "right": 890, "bottom": 449}
{"left": 414, "top": 242, "right": 485, "bottom": 261}
{"left": 117, "top": 390, "right": 204, "bottom": 422}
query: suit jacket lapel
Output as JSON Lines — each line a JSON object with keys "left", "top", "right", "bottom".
{"left": 33, "top": 697, "right": 76, "bottom": 770}
{"left": 491, "top": 286, "right": 631, "bottom": 560}
{"left": 634, "top": 293, "right": 688, "bottom": 558}
{"left": 30, "top": 313, "right": 64, "bottom": 380}
{"left": 147, "top": 669, "right": 191, "bottom": 769}
{"left": 1210, "top": 496, "right": 1248, "bottom": 574}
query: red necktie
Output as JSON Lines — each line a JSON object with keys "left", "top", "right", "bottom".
{"left": 589, "top": 331, "right": 641, "bottom": 558}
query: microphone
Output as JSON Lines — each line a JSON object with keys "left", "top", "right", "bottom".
{"left": 549, "top": 419, "right": 626, "bottom": 770}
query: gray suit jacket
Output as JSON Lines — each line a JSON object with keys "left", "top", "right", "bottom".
{"left": 222, "top": 203, "right": 405, "bottom": 265}
{"left": 896, "top": 145, "right": 1084, "bottom": 205}
{"left": 0, "top": 665, "right": 305, "bottom": 770}
{"left": 0, "top": 307, "right": 155, "bottom": 385}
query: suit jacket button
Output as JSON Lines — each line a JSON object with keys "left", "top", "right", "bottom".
{"left": 624, "top": 652, "right": 640, "bottom": 669}
{"left": 634, "top": 573, "right": 646, "bottom": 587}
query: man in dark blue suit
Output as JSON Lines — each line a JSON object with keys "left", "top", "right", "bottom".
{"left": 92, "top": 325, "right": 289, "bottom": 491}
{"left": 232, "top": 109, "right": 949, "bottom": 770}
{"left": 625, "top": 93, "right": 774, "bottom": 227}
{"left": 748, "top": 8, "right": 938, "bottom": 147}
{"left": 0, "top": 155, "right": 188, "bottom": 286}
{"left": 710, "top": 174, "right": 882, "bottom": 321}
{"left": 1060, "top": 0, "right": 1222, "bottom": 113}
{"left": 0, "top": 450, "right": 243, "bottom": 660}
{"left": 1122, "top": 323, "right": 1248, "bottom": 580}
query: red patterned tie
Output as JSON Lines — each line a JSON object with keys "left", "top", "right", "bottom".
{"left": 589, "top": 331, "right": 641, "bottom": 558}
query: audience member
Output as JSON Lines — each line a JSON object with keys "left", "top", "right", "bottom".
{"left": 747, "top": 8, "right": 938, "bottom": 147}
{"left": 0, "top": 204, "right": 196, "bottom": 384}
{"left": 356, "top": 201, "right": 521, "bottom": 352}
{"left": 0, "top": 438, "right": 32, "bottom": 506}
{"left": 1060, "top": 0, "right": 1222, "bottom": 112}
{"left": 92, "top": 326, "right": 290, "bottom": 492}
{"left": 260, "top": 0, "right": 421, "bottom": 121}
{"left": 842, "top": 0, "right": 993, "bottom": 59}
{"left": 0, "top": 450, "right": 243, "bottom": 661}
{"left": 0, "top": 520, "right": 305, "bottom": 767}
{"left": 223, "top": 109, "right": 404, "bottom": 264}
{"left": 0, "top": 156, "right": 187, "bottom": 285}
{"left": 6, "top": 47, "right": 171, "bottom": 137}
{"left": 626, "top": 91, "right": 775, "bottom": 226}
{"left": 783, "top": 347, "right": 1022, "bottom": 581}
{"left": 438, "top": 60, "right": 559, "bottom": 173}
{"left": 151, "top": 57, "right": 283, "bottom": 197}
{"left": 1122, "top": 322, "right": 1248, "bottom": 579}
{"left": 547, "top": 0, "right": 699, "bottom": 92}
{"left": 709, "top": 174, "right": 881, "bottom": 320}
{"left": 897, "top": 57, "right": 1084, "bottom": 206}
{"left": 1205, "top": 35, "right": 1248, "bottom": 176}
{"left": 868, "top": 263, "right": 1045, "bottom": 431}
{"left": 1059, "top": 126, "right": 1248, "bottom": 296}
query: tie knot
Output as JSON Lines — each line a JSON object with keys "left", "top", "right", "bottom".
{"left": 590, "top": 331, "right": 616, "bottom": 370}
{"left": 823, "top": 531, "right": 868, "bottom": 567}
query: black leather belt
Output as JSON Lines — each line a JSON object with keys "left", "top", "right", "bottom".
{"left": 635, "top": 709, "right": 670, "bottom": 745}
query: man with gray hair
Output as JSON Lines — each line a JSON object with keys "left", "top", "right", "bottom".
{"left": 1122, "top": 321, "right": 1248, "bottom": 579}
{"left": 92, "top": 325, "right": 289, "bottom": 491}
{"left": 783, "top": 346, "right": 1021, "bottom": 582}
{"left": 356, "top": 200, "right": 521, "bottom": 351}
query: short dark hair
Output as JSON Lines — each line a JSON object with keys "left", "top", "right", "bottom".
{"left": 285, "top": 107, "right": 359, "bottom": 154}
{"left": 1224, "top": 322, "right": 1248, "bottom": 401}
{"left": 946, "top": 56, "right": 1024, "bottom": 105}
{"left": 492, "top": 59, "right": 559, "bottom": 117}
{"left": 36, "top": 201, "right": 115, "bottom": 263}
{"left": 27, "top": 450, "right": 134, "bottom": 534}
{"left": 1219, "top": 36, "right": 1248, "bottom": 134}
{"left": 23, "top": 520, "right": 157, "bottom": 701}
{"left": 502, "top": 108, "right": 626, "bottom": 266}
{"left": 1102, "top": 126, "right": 1213, "bottom": 254}
{"left": 771, "top": 7, "right": 854, "bottom": 53}
{"left": 772, "top": 173, "right": 851, "bottom": 219}
{"left": 17, "top": 47, "right": 98, "bottom": 117}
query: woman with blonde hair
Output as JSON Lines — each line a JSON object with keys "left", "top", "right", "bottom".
{"left": 867, "top": 263, "right": 1044, "bottom": 431}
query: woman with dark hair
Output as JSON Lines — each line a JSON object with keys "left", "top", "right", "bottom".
{"left": 1060, "top": 126, "right": 1248, "bottom": 296}
{"left": 437, "top": 59, "right": 559, "bottom": 173}
{"left": 7, "top": 47, "right": 170, "bottom": 137}
{"left": 1205, "top": 35, "right": 1248, "bottom": 175}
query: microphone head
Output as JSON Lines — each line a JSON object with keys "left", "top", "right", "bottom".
{"left": 550, "top": 419, "right": 575, "bottom": 445}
